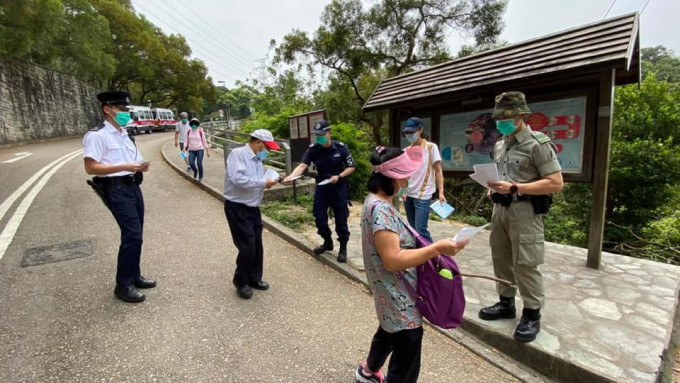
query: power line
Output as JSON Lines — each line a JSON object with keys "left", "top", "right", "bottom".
{"left": 146, "top": 0, "right": 257, "bottom": 69}
{"left": 603, "top": 0, "right": 617, "bottom": 19}
{"left": 173, "top": 0, "right": 260, "bottom": 62}
{"left": 640, "top": 0, "right": 652, "bottom": 15}
{"left": 139, "top": 0, "right": 254, "bottom": 73}
{"left": 133, "top": 2, "right": 251, "bottom": 80}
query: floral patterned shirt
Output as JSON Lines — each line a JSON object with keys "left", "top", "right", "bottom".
{"left": 360, "top": 194, "right": 421, "bottom": 333}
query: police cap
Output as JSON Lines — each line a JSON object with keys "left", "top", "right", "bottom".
{"left": 96, "top": 91, "right": 132, "bottom": 106}
{"left": 492, "top": 91, "right": 531, "bottom": 119}
{"left": 313, "top": 119, "right": 331, "bottom": 135}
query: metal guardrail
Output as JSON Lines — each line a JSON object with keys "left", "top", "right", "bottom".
{"left": 202, "top": 122, "right": 292, "bottom": 175}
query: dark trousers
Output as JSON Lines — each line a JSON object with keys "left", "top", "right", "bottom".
{"left": 105, "top": 182, "right": 144, "bottom": 287}
{"left": 224, "top": 199, "right": 263, "bottom": 287}
{"left": 188, "top": 149, "right": 204, "bottom": 178}
{"left": 365, "top": 326, "right": 423, "bottom": 383}
{"left": 313, "top": 182, "right": 350, "bottom": 242}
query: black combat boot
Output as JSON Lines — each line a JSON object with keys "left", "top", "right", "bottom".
{"left": 514, "top": 308, "right": 541, "bottom": 343}
{"left": 479, "top": 295, "right": 516, "bottom": 320}
{"left": 313, "top": 236, "right": 334, "bottom": 255}
{"left": 337, "top": 240, "right": 348, "bottom": 263}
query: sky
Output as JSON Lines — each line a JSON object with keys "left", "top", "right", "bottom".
{"left": 131, "top": 0, "right": 680, "bottom": 88}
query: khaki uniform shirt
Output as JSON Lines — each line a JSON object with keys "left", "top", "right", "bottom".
{"left": 493, "top": 125, "right": 561, "bottom": 184}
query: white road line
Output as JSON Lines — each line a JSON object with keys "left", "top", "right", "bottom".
{"left": 0, "top": 149, "right": 84, "bottom": 225}
{"left": 2, "top": 152, "right": 34, "bottom": 164}
{"left": 0, "top": 150, "right": 84, "bottom": 260}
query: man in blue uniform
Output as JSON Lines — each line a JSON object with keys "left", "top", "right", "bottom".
{"left": 83, "top": 91, "right": 155, "bottom": 303}
{"left": 284, "top": 120, "right": 355, "bottom": 262}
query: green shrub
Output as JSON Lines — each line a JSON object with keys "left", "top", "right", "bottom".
{"left": 261, "top": 195, "right": 314, "bottom": 231}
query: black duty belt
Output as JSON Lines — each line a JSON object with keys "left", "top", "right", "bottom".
{"left": 491, "top": 192, "right": 532, "bottom": 206}
{"left": 94, "top": 172, "right": 143, "bottom": 186}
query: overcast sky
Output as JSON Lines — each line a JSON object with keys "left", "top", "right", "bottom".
{"left": 132, "top": 0, "right": 679, "bottom": 88}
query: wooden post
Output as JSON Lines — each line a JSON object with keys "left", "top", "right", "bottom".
{"left": 587, "top": 69, "right": 616, "bottom": 269}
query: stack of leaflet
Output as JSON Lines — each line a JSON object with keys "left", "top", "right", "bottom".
{"left": 263, "top": 168, "right": 280, "bottom": 180}
{"left": 469, "top": 163, "right": 500, "bottom": 191}
{"left": 453, "top": 223, "right": 492, "bottom": 242}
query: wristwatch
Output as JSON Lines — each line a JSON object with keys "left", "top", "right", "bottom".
{"left": 509, "top": 182, "right": 519, "bottom": 194}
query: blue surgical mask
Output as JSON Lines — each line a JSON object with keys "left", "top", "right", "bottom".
{"left": 405, "top": 133, "right": 418, "bottom": 143}
{"left": 315, "top": 135, "right": 328, "bottom": 145}
{"left": 496, "top": 119, "right": 518, "bottom": 136}
{"left": 113, "top": 111, "right": 131, "bottom": 126}
{"left": 257, "top": 148, "right": 269, "bottom": 160}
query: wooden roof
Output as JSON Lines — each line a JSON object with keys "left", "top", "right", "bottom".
{"left": 363, "top": 13, "right": 640, "bottom": 112}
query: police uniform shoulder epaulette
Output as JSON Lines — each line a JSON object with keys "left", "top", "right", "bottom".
{"left": 531, "top": 130, "right": 551, "bottom": 144}
{"left": 88, "top": 122, "right": 106, "bottom": 132}
{"left": 337, "top": 141, "right": 345, "bottom": 146}
{"left": 309, "top": 143, "right": 315, "bottom": 148}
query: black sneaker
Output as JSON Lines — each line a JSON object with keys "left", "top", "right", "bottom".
{"left": 355, "top": 362, "right": 385, "bottom": 383}
{"left": 479, "top": 297, "right": 516, "bottom": 320}
{"left": 514, "top": 309, "right": 541, "bottom": 342}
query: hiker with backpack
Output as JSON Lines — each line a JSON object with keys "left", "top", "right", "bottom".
{"left": 356, "top": 145, "right": 469, "bottom": 383}
{"left": 183, "top": 118, "right": 210, "bottom": 182}
{"left": 401, "top": 117, "right": 446, "bottom": 243}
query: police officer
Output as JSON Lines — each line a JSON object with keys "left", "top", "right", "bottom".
{"left": 83, "top": 91, "right": 155, "bottom": 303}
{"left": 480, "top": 91, "right": 563, "bottom": 343}
{"left": 284, "top": 120, "right": 355, "bottom": 262}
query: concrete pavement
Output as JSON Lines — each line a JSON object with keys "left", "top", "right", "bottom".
{"left": 164, "top": 137, "right": 680, "bottom": 383}
{"left": 0, "top": 133, "right": 519, "bottom": 382}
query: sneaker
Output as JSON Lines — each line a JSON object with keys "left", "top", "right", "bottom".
{"left": 186, "top": 166, "right": 191, "bottom": 174}
{"left": 198, "top": 177, "right": 204, "bottom": 183}
{"left": 355, "top": 362, "right": 384, "bottom": 383}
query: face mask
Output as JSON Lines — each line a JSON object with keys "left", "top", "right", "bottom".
{"left": 190, "top": 124, "right": 198, "bottom": 129}
{"left": 315, "top": 135, "right": 328, "bottom": 145}
{"left": 182, "top": 118, "right": 187, "bottom": 123}
{"left": 257, "top": 148, "right": 269, "bottom": 160}
{"left": 496, "top": 119, "right": 518, "bottom": 136}
{"left": 405, "top": 133, "right": 418, "bottom": 143}
{"left": 113, "top": 110, "right": 131, "bottom": 126}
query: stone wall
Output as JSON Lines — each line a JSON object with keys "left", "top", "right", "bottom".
{"left": 0, "top": 57, "right": 101, "bottom": 145}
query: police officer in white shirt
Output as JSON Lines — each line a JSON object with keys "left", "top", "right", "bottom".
{"left": 83, "top": 91, "right": 155, "bottom": 303}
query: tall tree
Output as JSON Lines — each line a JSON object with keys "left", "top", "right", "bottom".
{"left": 276, "top": 0, "right": 507, "bottom": 144}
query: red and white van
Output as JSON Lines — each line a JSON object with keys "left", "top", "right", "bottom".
{"left": 125, "top": 106, "right": 154, "bottom": 135}
{"left": 152, "top": 107, "right": 175, "bottom": 132}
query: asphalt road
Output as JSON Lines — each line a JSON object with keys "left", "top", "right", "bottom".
{"left": 0, "top": 133, "right": 518, "bottom": 382}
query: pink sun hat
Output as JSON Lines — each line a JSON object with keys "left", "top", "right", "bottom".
{"left": 371, "top": 146, "right": 424, "bottom": 179}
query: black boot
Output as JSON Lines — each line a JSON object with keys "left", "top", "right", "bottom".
{"left": 514, "top": 308, "right": 541, "bottom": 343}
{"left": 479, "top": 295, "right": 516, "bottom": 320}
{"left": 337, "top": 240, "right": 348, "bottom": 263}
{"left": 313, "top": 236, "right": 333, "bottom": 255}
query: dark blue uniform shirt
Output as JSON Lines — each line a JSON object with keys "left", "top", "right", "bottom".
{"left": 301, "top": 140, "right": 355, "bottom": 182}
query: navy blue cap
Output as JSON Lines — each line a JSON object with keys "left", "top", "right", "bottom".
{"left": 403, "top": 117, "right": 424, "bottom": 133}
{"left": 313, "top": 119, "right": 331, "bottom": 135}
{"left": 97, "top": 91, "right": 131, "bottom": 106}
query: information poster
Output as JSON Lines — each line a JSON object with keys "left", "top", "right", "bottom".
{"left": 289, "top": 118, "right": 298, "bottom": 139}
{"left": 298, "top": 116, "right": 308, "bottom": 139}
{"left": 439, "top": 97, "right": 587, "bottom": 173}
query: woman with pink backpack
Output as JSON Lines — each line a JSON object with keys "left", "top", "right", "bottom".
{"left": 356, "top": 146, "right": 469, "bottom": 383}
{"left": 183, "top": 118, "right": 210, "bottom": 182}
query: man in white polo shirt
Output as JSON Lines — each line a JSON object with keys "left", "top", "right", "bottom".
{"left": 175, "top": 111, "right": 191, "bottom": 172}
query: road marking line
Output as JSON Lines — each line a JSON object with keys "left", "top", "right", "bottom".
{"left": 0, "top": 149, "right": 84, "bottom": 225}
{"left": 2, "top": 152, "right": 34, "bottom": 164}
{"left": 0, "top": 150, "right": 83, "bottom": 261}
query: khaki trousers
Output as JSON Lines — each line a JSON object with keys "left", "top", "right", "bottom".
{"left": 489, "top": 200, "right": 546, "bottom": 309}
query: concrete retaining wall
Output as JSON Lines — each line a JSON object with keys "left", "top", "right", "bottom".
{"left": 0, "top": 57, "right": 101, "bottom": 145}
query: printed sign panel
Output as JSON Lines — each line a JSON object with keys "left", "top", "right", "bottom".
{"left": 289, "top": 118, "right": 298, "bottom": 139}
{"left": 298, "top": 116, "right": 309, "bottom": 139}
{"left": 439, "top": 97, "right": 587, "bottom": 173}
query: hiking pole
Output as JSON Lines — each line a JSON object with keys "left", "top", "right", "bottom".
{"left": 461, "top": 273, "right": 513, "bottom": 286}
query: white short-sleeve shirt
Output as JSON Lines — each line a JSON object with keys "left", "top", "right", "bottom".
{"left": 83, "top": 121, "right": 143, "bottom": 177}
{"left": 406, "top": 141, "right": 441, "bottom": 199}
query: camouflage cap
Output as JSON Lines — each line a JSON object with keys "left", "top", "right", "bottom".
{"left": 492, "top": 91, "right": 531, "bottom": 119}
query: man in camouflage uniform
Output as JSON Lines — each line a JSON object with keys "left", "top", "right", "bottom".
{"left": 480, "top": 91, "right": 564, "bottom": 343}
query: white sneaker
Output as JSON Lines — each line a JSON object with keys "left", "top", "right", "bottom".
{"left": 198, "top": 177, "right": 204, "bottom": 183}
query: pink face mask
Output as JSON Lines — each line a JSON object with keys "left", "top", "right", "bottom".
{"left": 371, "top": 146, "right": 424, "bottom": 179}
